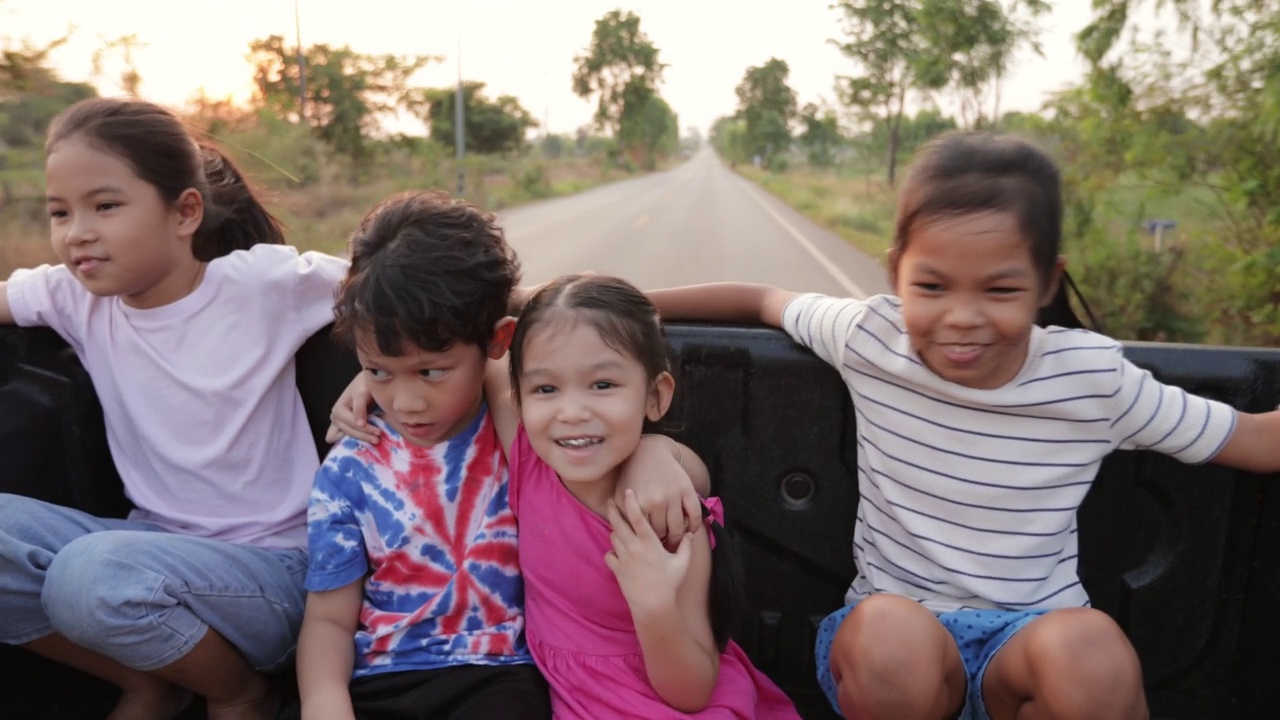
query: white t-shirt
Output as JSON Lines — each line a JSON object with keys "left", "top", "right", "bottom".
{"left": 7, "top": 244, "right": 349, "bottom": 548}
{"left": 782, "top": 293, "right": 1238, "bottom": 612}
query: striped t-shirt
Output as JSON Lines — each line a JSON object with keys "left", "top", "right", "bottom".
{"left": 782, "top": 293, "right": 1237, "bottom": 613}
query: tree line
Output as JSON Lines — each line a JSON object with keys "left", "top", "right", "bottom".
{"left": 0, "top": 8, "right": 685, "bottom": 177}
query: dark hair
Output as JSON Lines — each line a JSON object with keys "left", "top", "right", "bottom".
{"left": 332, "top": 191, "right": 520, "bottom": 355}
{"left": 509, "top": 273, "right": 746, "bottom": 649}
{"left": 46, "top": 97, "right": 285, "bottom": 261}
{"left": 894, "top": 131, "right": 1090, "bottom": 329}
{"left": 509, "top": 274, "right": 670, "bottom": 399}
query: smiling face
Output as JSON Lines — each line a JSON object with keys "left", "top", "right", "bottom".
{"left": 517, "top": 315, "right": 672, "bottom": 492}
{"left": 45, "top": 136, "right": 203, "bottom": 309}
{"left": 355, "top": 332, "right": 493, "bottom": 448}
{"left": 893, "top": 210, "right": 1061, "bottom": 389}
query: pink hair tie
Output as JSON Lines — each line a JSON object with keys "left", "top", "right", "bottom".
{"left": 702, "top": 497, "right": 725, "bottom": 549}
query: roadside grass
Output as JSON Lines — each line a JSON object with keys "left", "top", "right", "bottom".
{"left": 0, "top": 152, "right": 646, "bottom": 275}
{"left": 733, "top": 162, "right": 1239, "bottom": 343}
{"left": 737, "top": 166, "right": 896, "bottom": 263}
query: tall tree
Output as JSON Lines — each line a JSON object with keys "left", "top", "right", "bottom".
{"left": 616, "top": 80, "right": 679, "bottom": 169}
{"left": 415, "top": 81, "right": 537, "bottom": 155}
{"left": 798, "top": 103, "right": 843, "bottom": 167}
{"left": 571, "top": 10, "right": 666, "bottom": 138}
{"left": 831, "top": 0, "right": 942, "bottom": 185}
{"left": 734, "top": 58, "right": 798, "bottom": 167}
{"left": 248, "top": 35, "right": 435, "bottom": 161}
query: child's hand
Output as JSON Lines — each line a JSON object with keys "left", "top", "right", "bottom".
{"left": 616, "top": 436, "right": 705, "bottom": 551}
{"left": 604, "top": 490, "right": 693, "bottom": 613}
{"left": 325, "top": 372, "right": 380, "bottom": 445}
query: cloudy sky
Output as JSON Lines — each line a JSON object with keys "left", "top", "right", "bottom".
{"left": 5, "top": 0, "right": 1104, "bottom": 135}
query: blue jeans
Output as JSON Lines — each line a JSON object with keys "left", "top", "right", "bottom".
{"left": 0, "top": 494, "right": 308, "bottom": 672}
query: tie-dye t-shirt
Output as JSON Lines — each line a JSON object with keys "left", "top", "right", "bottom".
{"left": 305, "top": 405, "right": 529, "bottom": 677}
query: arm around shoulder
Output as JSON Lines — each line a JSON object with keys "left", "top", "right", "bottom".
{"left": 646, "top": 283, "right": 799, "bottom": 327}
{"left": 1211, "top": 409, "right": 1280, "bottom": 474}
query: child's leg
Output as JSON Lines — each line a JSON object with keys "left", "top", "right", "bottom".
{"left": 39, "top": 528, "right": 309, "bottom": 720}
{"left": 980, "top": 607, "right": 1147, "bottom": 720}
{"left": 819, "top": 594, "right": 966, "bottom": 719}
{"left": 0, "top": 494, "right": 187, "bottom": 719}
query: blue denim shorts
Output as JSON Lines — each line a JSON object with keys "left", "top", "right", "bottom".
{"left": 815, "top": 599, "right": 1048, "bottom": 720}
{"left": 0, "top": 494, "right": 308, "bottom": 672}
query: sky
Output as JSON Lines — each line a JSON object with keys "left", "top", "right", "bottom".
{"left": 3, "top": 0, "right": 1102, "bottom": 136}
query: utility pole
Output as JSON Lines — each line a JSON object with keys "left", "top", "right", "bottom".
{"left": 455, "top": 36, "right": 465, "bottom": 196}
{"left": 295, "top": 0, "right": 306, "bottom": 122}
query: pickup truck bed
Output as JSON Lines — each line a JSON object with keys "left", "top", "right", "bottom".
{"left": 2, "top": 323, "right": 1278, "bottom": 719}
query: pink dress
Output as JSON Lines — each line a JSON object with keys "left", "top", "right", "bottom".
{"left": 508, "top": 426, "right": 801, "bottom": 719}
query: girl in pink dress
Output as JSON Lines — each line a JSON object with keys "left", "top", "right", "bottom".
{"left": 485, "top": 274, "right": 800, "bottom": 719}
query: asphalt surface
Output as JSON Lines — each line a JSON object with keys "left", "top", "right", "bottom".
{"left": 498, "top": 148, "right": 892, "bottom": 299}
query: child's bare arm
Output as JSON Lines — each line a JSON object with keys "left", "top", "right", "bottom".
{"left": 296, "top": 581, "right": 363, "bottom": 720}
{"left": 617, "top": 437, "right": 709, "bottom": 550}
{"left": 606, "top": 491, "right": 720, "bottom": 712}
{"left": 484, "top": 354, "right": 519, "bottom": 458}
{"left": 1211, "top": 409, "right": 1280, "bottom": 473}
{"left": 646, "top": 283, "right": 799, "bottom": 327}
{"left": 0, "top": 282, "right": 13, "bottom": 325}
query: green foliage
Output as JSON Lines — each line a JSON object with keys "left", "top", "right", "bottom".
{"left": 0, "top": 32, "right": 96, "bottom": 149}
{"left": 616, "top": 81, "right": 679, "bottom": 169}
{"left": 710, "top": 115, "right": 751, "bottom": 167}
{"left": 798, "top": 103, "right": 842, "bottom": 167}
{"left": 1061, "top": 0, "right": 1280, "bottom": 344}
{"left": 247, "top": 35, "right": 436, "bottom": 164}
{"left": 832, "top": 0, "right": 1045, "bottom": 182}
{"left": 538, "top": 133, "right": 571, "bottom": 160}
{"left": 734, "top": 58, "right": 798, "bottom": 167}
{"left": 571, "top": 10, "right": 666, "bottom": 138}
{"left": 414, "top": 81, "right": 537, "bottom": 155}
{"left": 914, "top": 0, "right": 1049, "bottom": 128}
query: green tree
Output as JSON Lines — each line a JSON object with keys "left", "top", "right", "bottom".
{"left": 734, "top": 58, "right": 797, "bottom": 168}
{"left": 1069, "top": 0, "right": 1280, "bottom": 344}
{"left": 415, "top": 81, "right": 537, "bottom": 155}
{"left": 711, "top": 115, "right": 751, "bottom": 167}
{"left": 0, "top": 32, "right": 95, "bottom": 149}
{"left": 797, "top": 103, "right": 842, "bottom": 167}
{"left": 571, "top": 10, "right": 666, "bottom": 138}
{"left": 831, "top": 0, "right": 943, "bottom": 185}
{"left": 247, "top": 35, "right": 435, "bottom": 162}
{"left": 616, "top": 80, "right": 678, "bottom": 169}
{"left": 915, "top": 0, "right": 1049, "bottom": 129}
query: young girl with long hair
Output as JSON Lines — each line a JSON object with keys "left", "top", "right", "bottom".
{"left": 0, "top": 97, "right": 349, "bottom": 720}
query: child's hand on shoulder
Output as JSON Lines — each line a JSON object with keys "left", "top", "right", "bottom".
{"left": 616, "top": 436, "right": 709, "bottom": 551}
{"left": 605, "top": 490, "right": 694, "bottom": 613}
{"left": 325, "top": 372, "right": 381, "bottom": 445}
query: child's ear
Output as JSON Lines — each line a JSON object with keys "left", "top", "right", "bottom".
{"left": 1040, "top": 256, "right": 1067, "bottom": 307}
{"left": 487, "top": 317, "right": 516, "bottom": 360}
{"left": 646, "top": 372, "right": 675, "bottom": 422}
{"left": 173, "top": 188, "right": 203, "bottom": 237}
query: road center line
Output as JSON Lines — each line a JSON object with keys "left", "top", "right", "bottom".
{"left": 734, "top": 175, "right": 869, "bottom": 300}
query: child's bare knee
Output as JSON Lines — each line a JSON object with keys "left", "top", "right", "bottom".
{"left": 830, "top": 595, "right": 964, "bottom": 719}
{"left": 1026, "top": 609, "right": 1147, "bottom": 719}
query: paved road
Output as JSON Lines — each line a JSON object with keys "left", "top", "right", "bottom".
{"left": 498, "top": 148, "right": 892, "bottom": 299}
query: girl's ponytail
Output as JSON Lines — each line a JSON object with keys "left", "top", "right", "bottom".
{"left": 192, "top": 144, "right": 285, "bottom": 261}
{"left": 47, "top": 97, "right": 285, "bottom": 262}
{"left": 706, "top": 511, "right": 747, "bottom": 652}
